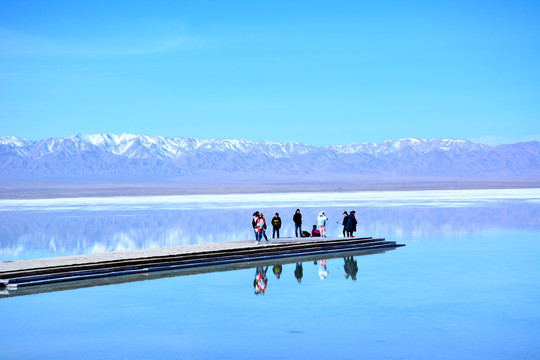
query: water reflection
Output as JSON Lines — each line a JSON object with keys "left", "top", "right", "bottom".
{"left": 250, "top": 258, "right": 344, "bottom": 295}
{"left": 1, "top": 189, "right": 539, "bottom": 260}
{"left": 1, "top": 203, "right": 538, "bottom": 260}
{"left": 253, "top": 267, "right": 268, "bottom": 295}
{"left": 318, "top": 259, "right": 328, "bottom": 280}
{"left": 294, "top": 262, "right": 303, "bottom": 283}
{"left": 272, "top": 264, "right": 282, "bottom": 279}
{"left": 344, "top": 256, "right": 358, "bottom": 280}
{"left": 250, "top": 256, "right": 359, "bottom": 295}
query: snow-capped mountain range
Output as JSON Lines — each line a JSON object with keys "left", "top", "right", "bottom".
{"left": 1, "top": 134, "right": 539, "bottom": 178}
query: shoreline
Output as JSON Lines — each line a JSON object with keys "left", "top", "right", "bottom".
{"left": 1, "top": 178, "right": 539, "bottom": 200}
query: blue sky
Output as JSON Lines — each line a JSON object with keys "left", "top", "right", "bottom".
{"left": 1, "top": 0, "right": 539, "bottom": 146}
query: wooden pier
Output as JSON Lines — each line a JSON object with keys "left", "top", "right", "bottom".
{"left": 1, "top": 236, "right": 404, "bottom": 295}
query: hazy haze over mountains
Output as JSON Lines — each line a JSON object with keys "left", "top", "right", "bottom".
{"left": 1, "top": 134, "right": 539, "bottom": 178}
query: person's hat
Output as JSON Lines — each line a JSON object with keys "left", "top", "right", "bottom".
{"left": 343, "top": 211, "right": 347, "bottom": 214}
{"left": 253, "top": 212, "right": 258, "bottom": 216}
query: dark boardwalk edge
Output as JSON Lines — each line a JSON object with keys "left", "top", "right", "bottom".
{"left": 1, "top": 237, "right": 404, "bottom": 295}
{"left": 1, "top": 247, "right": 398, "bottom": 298}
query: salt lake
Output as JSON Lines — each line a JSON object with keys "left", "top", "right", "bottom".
{"left": 1, "top": 188, "right": 539, "bottom": 359}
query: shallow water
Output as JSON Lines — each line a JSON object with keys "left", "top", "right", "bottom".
{"left": 1, "top": 189, "right": 539, "bottom": 359}
{"left": 1, "top": 188, "right": 539, "bottom": 260}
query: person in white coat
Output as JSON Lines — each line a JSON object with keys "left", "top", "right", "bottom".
{"left": 317, "top": 211, "right": 328, "bottom": 237}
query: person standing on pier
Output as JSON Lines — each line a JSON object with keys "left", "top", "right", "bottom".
{"left": 252, "top": 211, "right": 260, "bottom": 241}
{"left": 293, "top": 209, "right": 302, "bottom": 237}
{"left": 345, "top": 210, "right": 357, "bottom": 237}
{"left": 259, "top": 213, "right": 269, "bottom": 243}
{"left": 341, "top": 211, "right": 348, "bottom": 237}
{"left": 272, "top": 213, "right": 282, "bottom": 238}
{"left": 317, "top": 211, "right": 328, "bottom": 237}
{"left": 254, "top": 213, "right": 265, "bottom": 244}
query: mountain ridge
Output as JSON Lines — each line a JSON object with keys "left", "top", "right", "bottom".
{"left": 1, "top": 134, "right": 539, "bottom": 178}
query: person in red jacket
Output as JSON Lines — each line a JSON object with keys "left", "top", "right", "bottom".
{"left": 255, "top": 213, "right": 268, "bottom": 244}
{"left": 259, "top": 213, "right": 268, "bottom": 243}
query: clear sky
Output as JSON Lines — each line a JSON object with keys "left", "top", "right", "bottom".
{"left": 1, "top": 0, "right": 539, "bottom": 146}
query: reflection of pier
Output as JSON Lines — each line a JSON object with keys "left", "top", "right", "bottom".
{"left": 1, "top": 237, "right": 404, "bottom": 296}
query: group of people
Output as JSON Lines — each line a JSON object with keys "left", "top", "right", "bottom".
{"left": 252, "top": 209, "right": 358, "bottom": 243}
{"left": 341, "top": 211, "right": 358, "bottom": 237}
{"left": 285, "top": 208, "right": 331, "bottom": 238}
{"left": 252, "top": 211, "right": 282, "bottom": 244}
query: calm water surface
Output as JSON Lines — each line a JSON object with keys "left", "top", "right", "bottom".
{"left": 1, "top": 189, "right": 539, "bottom": 359}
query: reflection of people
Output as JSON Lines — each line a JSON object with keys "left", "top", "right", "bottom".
{"left": 293, "top": 209, "right": 302, "bottom": 237}
{"left": 294, "top": 262, "right": 303, "bottom": 283}
{"left": 311, "top": 225, "right": 320, "bottom": 237}
{"left": 318, "top": 259, "right": 328, "bottom": 280}
{"left": 272, "top": 264, "right": 282, "bottom": 279}
{"left": 344, "top": 256, "right": 358, "bottom": 280}
{"left": 272, "top": 213, "right": 282, "bottom": 238}
{"left": 341, "top": 211, "right": 348, "bottom": 237}
{"left": 252, "top": 211, "right": 260, "bottom": 241}
{"left": 317, "top": 211, "right": 328, "bottom": 237}
{"left": 254, "top": 267, "right": 268, "bottom": 294}
{"left": 346, "top": 210, "right": 357, "bottom": 237}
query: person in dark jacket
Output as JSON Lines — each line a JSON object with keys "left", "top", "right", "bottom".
{"left": 271, "top": 213, "right": 282, "bottom": 238}
{"left": 293, "top": 209, "right": 302, "bottom": 237}
{"left": 252, "top": 211, "right": 260, "bottom": 241}
{"left": 345, "top": 210, "right": 357, "bottom": 237}
{"left": 341, "top": 211, "right": 348, "bottom": 237}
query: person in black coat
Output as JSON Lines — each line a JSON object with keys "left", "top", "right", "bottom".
{"left": 345, "top": 210, "right": 357, "bottom": 237}
{"left": 252, "top": 211, "right": 260, "bottom": 241}
{"left": 293, "top": 209, "right": 302, "bottom": 237}
{"left": 272, "top": 213, "right": 282, "bottom": 238}
{"left": 341, "top": 211, "right": 348, "bottom": 237}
